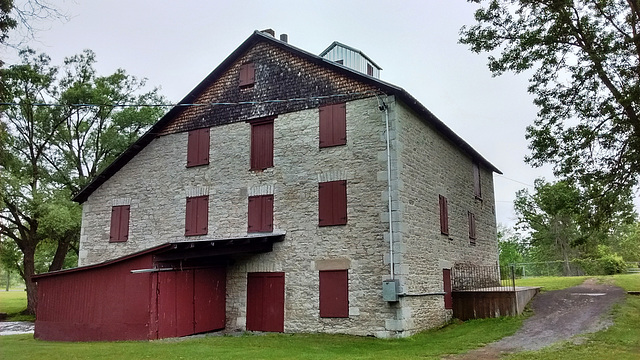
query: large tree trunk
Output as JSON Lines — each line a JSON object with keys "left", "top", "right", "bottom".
{"left": 22, "top": 246, "right": 38, "bottom": 315}
{"left": 48, "top": 235, "right": 72, "bottom": 272}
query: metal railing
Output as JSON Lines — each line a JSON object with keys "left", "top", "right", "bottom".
{"left": 452, "top": 263, "right": 516, "bottom": 292}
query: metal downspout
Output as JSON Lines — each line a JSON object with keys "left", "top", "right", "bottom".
{"left": 380, "top": 98, "right": 394, "bottom": 280}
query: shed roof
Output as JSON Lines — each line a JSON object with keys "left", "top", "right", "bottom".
{"left": 72, "top": 30, "right": 501, "bottom": 203}
{"left": 32, "top": 232, "right": 286, "bottom": 280}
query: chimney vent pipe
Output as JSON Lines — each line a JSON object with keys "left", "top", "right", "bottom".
{"left": 280, "top": 34, "right": 288, "bottom": 43}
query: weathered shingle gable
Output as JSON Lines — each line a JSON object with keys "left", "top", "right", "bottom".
{"left": 159, "top": 41, "right": 380, "bottom": 135}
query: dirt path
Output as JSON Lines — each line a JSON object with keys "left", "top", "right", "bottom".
{"left": 450, "top": 278, "right": 626, "bottom": 359}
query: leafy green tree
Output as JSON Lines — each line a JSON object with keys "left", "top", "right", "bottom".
{"left": 460, "top": 0, "right": 640, "bottom": 219}
{"left": 497, "top": 224, "right": 527, "bottom": 267}
{"left": 0, "top": 0, "right": 17, "bottom": 45}
{"left": 0, "top": 49, "right": 164, "bottom": 313}
{"left": 514, "top": 178, "right": 635, "bottom": 274}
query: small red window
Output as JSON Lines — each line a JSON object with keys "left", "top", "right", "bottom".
{"left": 468, "top": 211, "right": 477, "bottom": 244}
{"left": 250, "top": 119, "right": 274, "bottom": 170}
{"left": 109, "top": 205, "right": 130, "bottom": 243}
{"left": 248, "top": 195, "right": 274, "bottom": 233}
{"left": 319, "top": 180, "right": 347, "bottom": 226}
{"left": 319, "top": 103, "right": 346, "bottom": 148}
{"left": 319, "top": 270, "right": 348, "bottom": 318}
{"left": 185, "top": 196, "right": 208, "bottom": 236}
{"left": 439, "top": 195, "right": 449, "bottom": 235}
{"left": 187, "top": 128, "right": 210, "bottom": 167}
{"left": 473, "top": 162, "right": 482, "bottom": 198}
{"left": 239, "top": 63, "right": 255, "bottom": 88}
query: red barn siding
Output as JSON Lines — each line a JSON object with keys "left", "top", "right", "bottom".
{"left": 35, "top": 255, "right": 154, "bottom": 341}
{"left": 34, "top": 252, "right": 227, "bottom": 341}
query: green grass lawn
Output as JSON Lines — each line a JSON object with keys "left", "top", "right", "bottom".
{"left": 0, "top": 290, "right": 34, "bottom": 321}
{"left": 1, "top": 274, "right": 638, "bottom": 359}
{"left": 516, "top": 275, "right": 590, "bottom": 291}
{"left": 0, "top": 316, "right": 524, "bottom": 360}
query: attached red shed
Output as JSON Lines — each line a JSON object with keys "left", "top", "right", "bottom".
{"left": 33, "top": 243, "right": 226, "bottom": 341}
{"left": 32, "top": 235, "right": 283, "bottom": 341}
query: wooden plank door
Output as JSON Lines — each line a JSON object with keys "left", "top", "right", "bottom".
{"left": 194, "top": 268, "right": 226, "bottom": 333}
{"left": 246, "top": 272, "right": 284, "bottom": 332}
{"left": 443, "top": 268, "right": 452, "bottom": 310}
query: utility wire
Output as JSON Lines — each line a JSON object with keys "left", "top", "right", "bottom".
{"left": 0, "top": 90, "right": 383, "bottom": 108}
{"left": 495, "top": 174, "right": 534, "bottom": 188}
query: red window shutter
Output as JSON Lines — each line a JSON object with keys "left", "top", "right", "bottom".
{"left": 443, "top": 269, "right": 452, "bottom": 309}
{"left": 319, "top": 180, "right": 347, "bottom": 226}
{"left": 239, "top": 63, "right": 255, "bottom": 87}
{"left": 319, "top": 270, "right": 349, "bottom": 318}
{"left": 247, "top": 196, "right": 260, "bottom": 232}
{"left": 333, "top": 103, "right": 347, "bottom": 146}
{"left": 468, "top": 211, "right": 477, "bottom": 243}
{"left": 318, "top": 182, "right": 332, "bottom": 227}
{"left": 185, "top": 197, "right": 195, "bottom": 236}
{"left": 333, "top": 180, "right": 347, "bottom": 225}
{"left": 319, "top": 106, "right": 331, "bottom": 147}
{"left": 187, "top": 128, "right": 210, "bottom": 167}
{"left": 248, "top": 195, "right": 274, "bottom": 232}
{"left": 110, "top": 205, "right": 130, "bottom": 242}
{"left": 197, "top": 196, "right": 209, "bottom": 235}
{"left": 262, "top": 195, "right": 274, "bottom": 232}
{"left": 473, "top": 162, "right": 482, "bottom": 198}
{"left": 319, "top": 103, "right": 346, "bottom": 148}
{"left": 250, "top": 120, "right": 274, "bottom": 170}
{"left": 439, "top": 195, "right": 449, "bottom": 235}
{"left": 186, "top": 196, "right": 208, "bottom": 236}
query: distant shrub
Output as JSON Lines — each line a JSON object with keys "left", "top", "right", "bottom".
{"left": 599, "top": 253, "right": 627, "bottom": 275}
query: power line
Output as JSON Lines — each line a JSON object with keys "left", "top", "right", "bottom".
{"left": 495, "top": 174, "right": 534, "bottom": 188}
{"left": 0, "top": 90, "right": 384, "bottom": 108}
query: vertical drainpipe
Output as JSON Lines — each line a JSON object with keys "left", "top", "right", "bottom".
{"left": 380, "top": 98, "right": 394, "bottom": 280}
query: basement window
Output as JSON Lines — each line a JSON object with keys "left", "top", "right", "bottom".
{"left": 319, "top": 269, "right": 349, "bottom": 318}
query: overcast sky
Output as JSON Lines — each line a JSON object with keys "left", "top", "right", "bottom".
{"left": 5, "top": 0, "right": 560, "bottom": 227}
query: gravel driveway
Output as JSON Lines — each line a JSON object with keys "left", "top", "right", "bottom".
{"left": 451, "top": 278, "right": 626, "bottom": 359}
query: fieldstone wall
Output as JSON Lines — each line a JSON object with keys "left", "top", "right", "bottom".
{"left": 391, "top": 99, "right": 499, "bottom": 335}
{"left": 79, "top": 97, "right": 401, "bottom": 336}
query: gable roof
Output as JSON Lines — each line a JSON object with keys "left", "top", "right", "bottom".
{"left": 72, "top": 30, "right": 501, "bottom": 203}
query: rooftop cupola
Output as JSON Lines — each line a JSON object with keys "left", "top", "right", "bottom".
{"left": 319, "top": 41, "right": 382, "bottom": 78}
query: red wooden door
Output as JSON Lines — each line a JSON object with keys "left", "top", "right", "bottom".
{"left": 157, "top": 271, "right": 194, "bottom": 338}
{"left": 194, "top": 268, "right": 226, "bottom": 333}
{"left": 443, "top": 269, "right": 452, "bottom": 310}
{"left": 157, "top": 268, "right": 226, "bottom": 338}
{"left": 246, "top": 272, "right": 285, "bottom": 332}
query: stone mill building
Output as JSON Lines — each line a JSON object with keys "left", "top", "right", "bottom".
{"left": 33, "top": 30, "right": 501, "bottom": 341}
